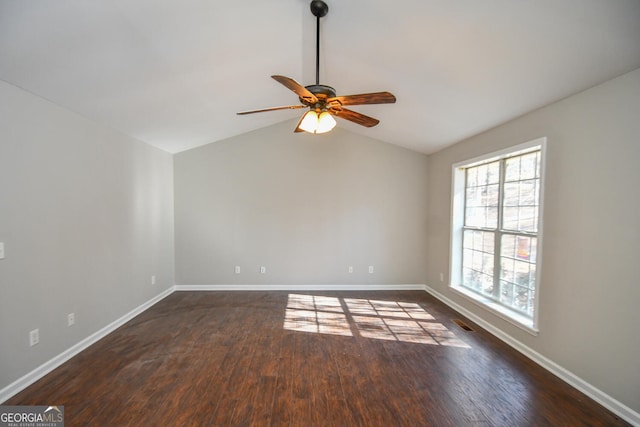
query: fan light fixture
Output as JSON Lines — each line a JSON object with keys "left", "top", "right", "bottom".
{"left": 236, "top": 0, "right": 396, "bottom": 133}
{"left": 299, "top": 110, "right": 336, "bottom": 134}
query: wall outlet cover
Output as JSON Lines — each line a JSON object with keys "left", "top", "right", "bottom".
{"left": 29, "top": 329, "right": 39, "bottom": 346}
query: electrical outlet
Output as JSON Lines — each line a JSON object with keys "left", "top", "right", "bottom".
{"left": 234, "top": 266, "right": 241, "bottom": 274}
{"left": 0, "top": 242, "right": 5, "bottom": 259}
{"left": 151, "top": 275, "right": 156, "bottom": 285}
{"left": 29, "top": 329, "right": 39, "bottom": 346}
{"left": 368, "top": 266, "right": 374, "bottom": 274}
{"left": 348, "top": 266, "right": 354, "bottom": 273}
{"left": 68, "top": 313, "right": 75, "bottom": 326}
{"left": 260, "top": 266, "right": 266, "bottom": 274}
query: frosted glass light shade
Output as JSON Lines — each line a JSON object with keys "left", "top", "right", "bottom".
{"left": 299, "top": 111, "right": 319, "bottom": 133}
{"left": 298, "top": 110, "right": 336, "bottom": 134}
{"left": 315, "top": 111, "right": 336, "bottom": 133}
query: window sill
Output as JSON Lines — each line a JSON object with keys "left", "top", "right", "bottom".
{"left": 450, "top": 285, "right": 539, "bottom": 336}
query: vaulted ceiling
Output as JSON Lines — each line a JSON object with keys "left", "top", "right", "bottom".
{"left": 1, "top": 1, "right": 639, "bottom": 154}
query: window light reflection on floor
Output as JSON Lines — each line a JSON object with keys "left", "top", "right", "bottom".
{"left": 283, "top": 294, "right": 471, "bottom": 348}
{"left": 283, "top": 294, "right": 352, "bottom": 337}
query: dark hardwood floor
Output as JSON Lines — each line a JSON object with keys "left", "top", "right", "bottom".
{"left": 4, "top": 291, "right": 629, "bottom": 426}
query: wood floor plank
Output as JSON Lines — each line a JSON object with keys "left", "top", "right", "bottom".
{"left": 3, "top": 291, "right": 631, "bottom": 426}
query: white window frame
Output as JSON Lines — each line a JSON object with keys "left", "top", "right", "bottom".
{"left": 449, "top": 137, "right": 546, "bottom": 334}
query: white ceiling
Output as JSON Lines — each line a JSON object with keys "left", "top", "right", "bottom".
{"left": 1, "top": 1, "right": 639, "bottom": 154}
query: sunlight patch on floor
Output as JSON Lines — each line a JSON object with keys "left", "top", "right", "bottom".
{"left": 283, "top": 295, "right": 352, "bottom": 336}
{"left": 283, "top": 294, "right": 471, "bottom": 348}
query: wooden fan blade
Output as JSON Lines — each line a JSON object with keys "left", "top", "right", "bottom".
{"left": 237, "top": 105, "right": 305, "bottom": 115}
{"left": 272, "top": 75, "right": 318, "bottom": 104}
{"left": 333, "top": 108, "right": 380, "bottom": 127}
{"left": 327, "top": 91, "right": 396, "bottom": 106}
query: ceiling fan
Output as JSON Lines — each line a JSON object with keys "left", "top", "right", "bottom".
{"left": 237, "top": 0, "right": 396, "bottom": 134}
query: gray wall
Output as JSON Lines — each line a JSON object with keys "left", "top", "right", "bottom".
{"left": 174, "top": 121, "right": 429, "bottom": 286}
{"left": 426, "top": 68, "right": 640, "bottom": 412}
{"left": 0, "top": 80, "right": 175, "bottom": 390}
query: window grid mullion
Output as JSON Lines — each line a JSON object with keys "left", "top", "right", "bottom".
{"left": 492, "top": 158, "right": 506, "bottom": 300}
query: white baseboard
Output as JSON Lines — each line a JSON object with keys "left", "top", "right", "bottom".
{"left": 424, "top": 285, "right": 640, "bottom": 426}
{"left": 175, "top": 284, "right": 426, "bottom": 291}
{"left": 0, "top": 286, "right": 176, "bottom": 404}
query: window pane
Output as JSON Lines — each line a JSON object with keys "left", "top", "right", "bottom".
{"left": 530, "top": 237, "right": 537, "bottom": 263}
{"left": 483, "top": 232, "right": 495, "bottom": 254}
{"left": 516, "top": 236, "right": 531, "bottom": 261}
{"left": 472, "top": 251, "right": 483, "bottom": 271}
{"left": 486, "top": 184, "right": 499, "bottom": 206}
{"left": 463, "top": 249, "right": 473, "bottom": 267}
{"left": 501, "top": 258, "right": 515, "bottom": 283}
{"left": 462, "top": 229, "right": 495, "bottom": 292}
{"left": 499, "top": 237, "right": 537, "bottom": 315}
{"left": 520, "top": 180, "right": 536, "bottom": 206}
{"left": 500, "top": 281, "right": 514, "bottom": 306}
{"left": 466, "top": 187, "right": 479, "bottom": 206}
{"left": 505, "top": 157, "right": 520, "bottom": 181}
{"left": 465, "top": 162, "right": 500, "bottom": 230}
{"left": 481, "top": 274, "right": 494, "bottom": 296}
{"left": 465, "top": 207, "right": 481, "bottom": 227}
{"left": 473, "top": 230, "right": 483, "bottom": 248}
{"left": 467, "top": 168, "right": 477, "bottom": 187}
{"left": 487, "top": 161, "right": 500, "bottom": 184}
{"left": 520, "top": 153, "right": 537, "bottom": 180}
{"left": 477, "top": 164, "right": 488, "bottom": 186}
{"left": 514, "top": 286, "right": 530, "bottom": 314}
{"left": 503, "top": 183, "right": 519, "bottom": 206}
{"left": 463, "top": 230, "right": 473, "bottom": 249}
{"left": 503, "top": 207, "right": 518, "bottom": 230}
{"left": 464, "top": 268, "right": 481, "bottom": 291}
{"left": 501, "top": 234, "right": 515, "bottom": 259}
{"left": 501, "top": 152, "right": 540, "bottom": 233}
{"left": 528, "top": 264, "right": 537, "bottom": 290}
{"left": 514, "top": 260, "right": 531, "bottom": 285}
{"left": 486, "top": 207, "right": 498, "bottom": 229}
{"left": 483, "top": 253, "right": 494, "bottom": 276}
{"left": 518, "top": 207, "right": 536, "bottom": 232}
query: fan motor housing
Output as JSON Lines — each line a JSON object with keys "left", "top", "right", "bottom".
{"left": 302, "top": 84, "right": 337, "bottom": 109}
{"left": 305, "top": 84, "right": 336, "bottom": 98}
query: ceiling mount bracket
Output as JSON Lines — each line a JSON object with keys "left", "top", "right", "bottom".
{"left": 310, "top": 0, "right": 329, "bottom": 18}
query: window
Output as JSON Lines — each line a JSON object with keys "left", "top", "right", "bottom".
{"left": 450, "top": 138, "right": 545, "bottom": 333}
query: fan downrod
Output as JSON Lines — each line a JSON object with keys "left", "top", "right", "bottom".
{"left": 310, "top": 0, "right": 328, "bottom": 18}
